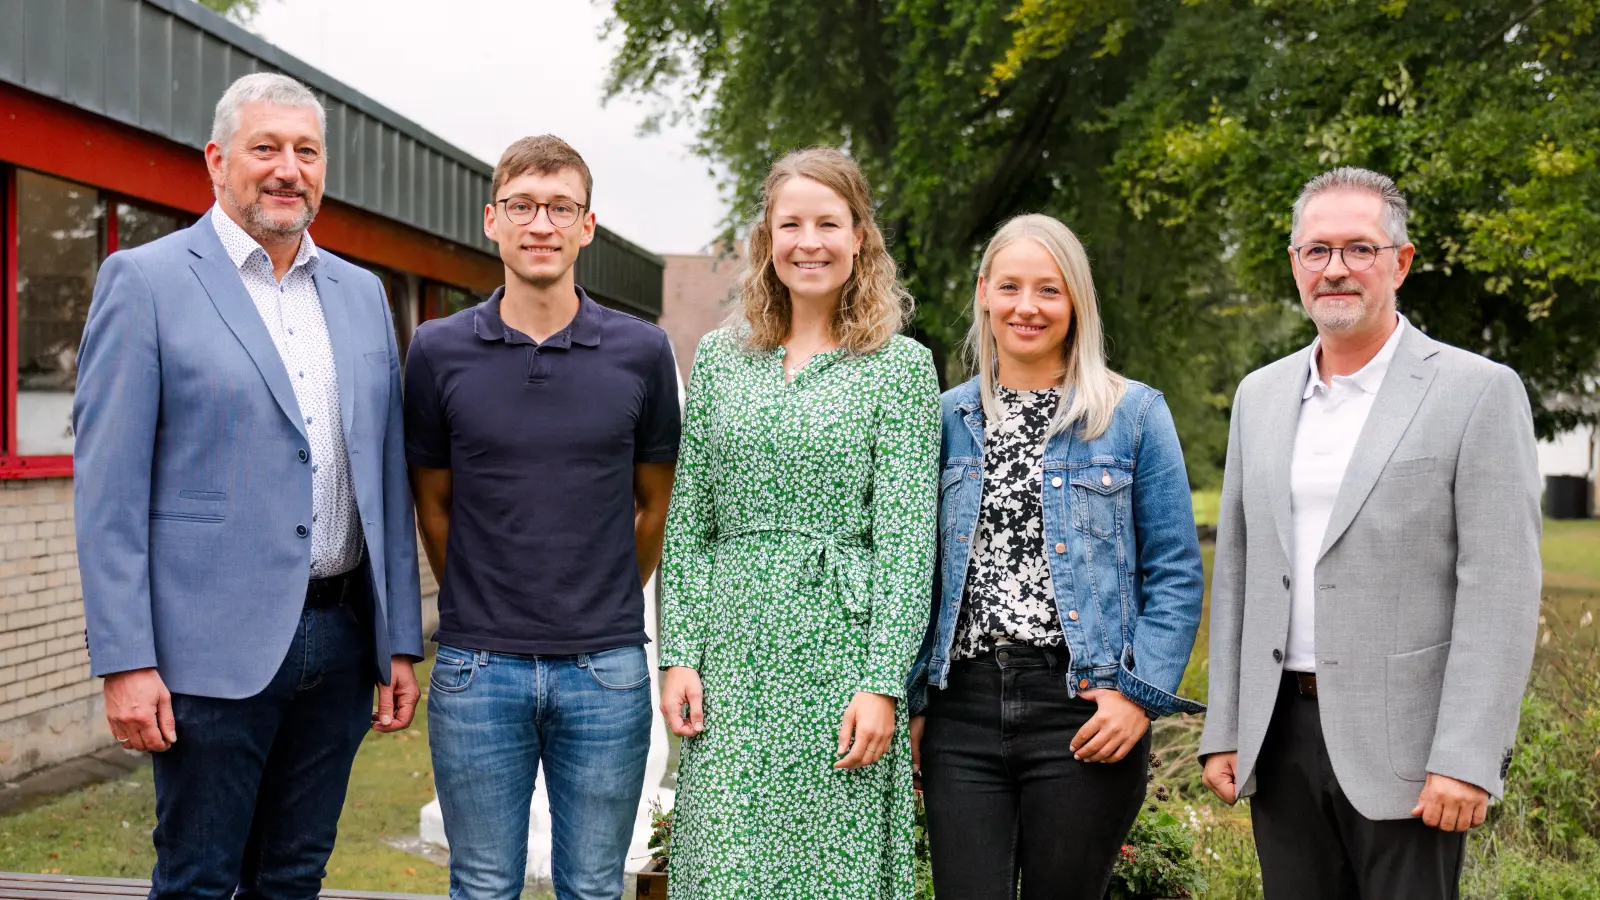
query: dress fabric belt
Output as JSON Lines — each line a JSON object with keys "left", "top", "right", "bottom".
{"left": 715, "top": 524, "right": 873, "bottom": 619}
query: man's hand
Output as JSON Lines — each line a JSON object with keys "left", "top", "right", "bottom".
{"left": 104, "top": 668, "right": 176, "bottom": 753}
{"left": 1411, "top": 773, "right": 1489, "bottom": 832}
{"left": 1071, "top": 689, "right": 1150, "bottom": 763}
{"left": 661, "top": 666, "right": 705, "bottom": 737}
{"left": 835, "top": 692, "right": 896, "bottom": 769}
{"left": 373, "top": 657, "right": 420, "bottom": 732}
{"left": 1202, "top": 752, "right": 1239, "bottom": 804}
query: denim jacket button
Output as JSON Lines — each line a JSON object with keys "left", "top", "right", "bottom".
{"left": 1054, "top": 542, "right": 1066, "bottom": 554}
{"left": 1068, "top": 610, "right": 1079, "bottom": 621}
{"left": 1051, "top": 476, "right": 1062, "bottom": 488}
{"left": 1078, "top": 678, "right": 1090, "bottom": 690}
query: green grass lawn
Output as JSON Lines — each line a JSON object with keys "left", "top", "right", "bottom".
{"left": 0, "top": 661, "right": 450, "bottom": 895}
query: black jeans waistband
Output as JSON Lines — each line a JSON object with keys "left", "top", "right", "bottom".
{"left": 305, "top": 566, "right": 364, "bottom": 609}
{"left": 952, "top": 645, "right": 1067, "bottom": 673}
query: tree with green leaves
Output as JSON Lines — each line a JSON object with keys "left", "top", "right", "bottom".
{"left": 605, "top": 0, "right": 1598, "bottom": 482}
{"left": 196, "top": 0, "right": 265, "bottom": 25}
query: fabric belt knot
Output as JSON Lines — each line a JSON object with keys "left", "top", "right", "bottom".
{"left": 716, "top": 523, "right": 872, "bottom": 620}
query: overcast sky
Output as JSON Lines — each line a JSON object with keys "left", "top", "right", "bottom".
{"left": 249, "top": 0, "right": 724, "bottom": 254}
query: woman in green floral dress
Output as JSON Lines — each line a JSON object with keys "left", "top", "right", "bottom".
{"left": 658, "top": 148, "right": 940, "bottom": 900}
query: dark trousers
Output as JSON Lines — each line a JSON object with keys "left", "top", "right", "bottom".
{"left": 1251, "top": 673, "right": 1466, "bottom": 900}
{"left": 921, "top": 647, "right": 1150, "bottom": 900}
{"left": 149, "top": 580, "right": 376, "bottom": 900}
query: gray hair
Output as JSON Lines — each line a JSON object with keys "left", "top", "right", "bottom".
{"left": 1290, "top": 166, "right": 1409, "bottom": 246}
{"left": 210, "top": 72, "right": 326, "bottom": 150}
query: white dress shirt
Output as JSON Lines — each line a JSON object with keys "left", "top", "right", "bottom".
{"left": 1285, "top": 315, "right": 1406, "bottom": 672}
{"left": 211, "top": 207, "right": 364, "bottom": 578}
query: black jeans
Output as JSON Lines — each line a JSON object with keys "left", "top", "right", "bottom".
{"left": 922, "top": 647, "right": 1150, "bottom": 900}
{"left": 149, "top": 579, "right": 376, "bottom": 900}
{"left": 1251, "top": 673, "right": 1466, "bottom": 900}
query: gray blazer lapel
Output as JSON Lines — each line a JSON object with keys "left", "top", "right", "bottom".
{"left": 187, "top": 219, "right": 308, "bottom": 442}
{"left": 314, "top": 266, "right": 357, "bottom": 442}
{"left": 1317, "top": 326, "right": 1441, "bottom": 560}
{"left": 1266, "top": 347, "right": 1314, "bottom": 562}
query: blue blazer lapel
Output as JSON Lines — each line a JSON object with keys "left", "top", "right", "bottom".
{"left": 1317, "top": 327, "right": 1440, "bottom": 560}
{"left": 314, "top": 266, "right": 357, "bottom": 442}
{"left": 186, "top": 218, "right": 308, "bottom": 442}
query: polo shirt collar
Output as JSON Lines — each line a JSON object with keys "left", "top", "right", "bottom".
{"left": 474, "top": 284, "right": 604, "bottom": 348}
{"left": 1304, "top": 313, "right": 1406, "bottom": 400}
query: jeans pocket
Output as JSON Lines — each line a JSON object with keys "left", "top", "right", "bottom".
{"left": 582, "top": 645, "right": 650, "bottom": 690}
{"left": 429, "top": 646, "right": 477, "bottom": 693}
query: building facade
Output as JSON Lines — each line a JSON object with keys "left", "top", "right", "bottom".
{"left": 0, "top": 0, "right": 664, "bottom": 780}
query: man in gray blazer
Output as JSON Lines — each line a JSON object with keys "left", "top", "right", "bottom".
{"left": 1198, "top": 167, "right": 1541, "bottom": 898}
{"left": 73, "top": 73, "right": 422, "bottom": 898}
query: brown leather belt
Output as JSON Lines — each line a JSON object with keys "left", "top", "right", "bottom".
{"left": 1286, "top": 671, "right": 1318, "bottom": 699}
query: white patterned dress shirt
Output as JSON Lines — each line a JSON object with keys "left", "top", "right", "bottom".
{"left": 211, "top": 206, "right": 364, "bottom": 578}
{"left": 1285, "top": 314, "right": 1405, "bottom": 672}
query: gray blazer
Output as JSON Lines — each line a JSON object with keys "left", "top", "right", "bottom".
{"left": 1198, "top": 320, "right": 1541, "bottom": 820}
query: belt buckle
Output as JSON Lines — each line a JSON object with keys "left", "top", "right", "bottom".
{"left": 1295, "top": 672, "right": 1318, "bottom": 699}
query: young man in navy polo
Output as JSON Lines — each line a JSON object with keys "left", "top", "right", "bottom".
{"left": 404, "top": 135, "right": 680, "bottom": 900}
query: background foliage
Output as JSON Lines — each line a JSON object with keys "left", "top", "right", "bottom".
{"left": 606, "top": 0, "right": 1600, "bottom": 485}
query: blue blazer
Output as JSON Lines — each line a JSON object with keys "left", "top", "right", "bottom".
{"left": 73, "top": 213, "right": 423, "bottom": 699}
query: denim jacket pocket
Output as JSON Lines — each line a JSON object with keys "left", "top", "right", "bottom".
{"left": 1070, "top": 465, "right": 1134, "bottom": 538}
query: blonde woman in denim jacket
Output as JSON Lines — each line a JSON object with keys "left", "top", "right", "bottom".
{"left": 907, "top": 214, "right": 1205, "bottom": 900}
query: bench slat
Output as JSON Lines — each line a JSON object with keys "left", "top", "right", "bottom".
{"left": 0, "top": 874, "right": 440, "bottom": 900}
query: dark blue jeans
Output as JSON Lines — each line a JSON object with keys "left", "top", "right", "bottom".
{"left": 148, "top": 595, "right": 375, "bottom": 900}
{"left": 427, "top": 644, "right": 653, "bottom": 900}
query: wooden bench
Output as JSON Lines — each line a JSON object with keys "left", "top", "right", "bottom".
{"left": 0, "top": 873, "right": 442, "bottom": 900}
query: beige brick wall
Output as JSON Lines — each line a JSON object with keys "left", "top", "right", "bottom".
{"left": 660, "top": 246, "right": 745, "bottom": 383}
{"left": 0, "top": 476, "right": 441, "bottom": 782}
{"left": 0, "top": 477, "right": 97, "bottom": 780}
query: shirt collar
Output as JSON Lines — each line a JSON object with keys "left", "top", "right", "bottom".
{"left": 473, "top": 284, "right": 604, "bottom": 348}
{"left": 1304, "top": 313, "right": 1406, "bottom": 400}
{"left": 209, "top": 205, "right": 319, "bottom": 274}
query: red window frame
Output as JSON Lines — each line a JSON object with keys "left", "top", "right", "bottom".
{"left": 0, "top": 167, "right": 190, "bottom": 479}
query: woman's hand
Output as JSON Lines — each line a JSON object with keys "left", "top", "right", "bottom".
{"left": 835, "top": 692, "right": 897, "bottom": 769}
{"left": 660, "top": 666, "right": 705, "bottom": 737}
{"left": 1071, "top": 688, "right": 1150, "bottom": 763}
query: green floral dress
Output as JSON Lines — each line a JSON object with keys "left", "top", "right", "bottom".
{"left": 660, "top": 327, "right": 940, "bottom": 900}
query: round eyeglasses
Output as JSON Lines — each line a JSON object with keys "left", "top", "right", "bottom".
{"left": 495, "top": 196, "right": 587, "bottom": 228}
{"left": 1291, "top": 242, "right": 1398, "bottom": 272}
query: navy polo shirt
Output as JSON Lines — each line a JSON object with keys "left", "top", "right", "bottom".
{"left": 403, "top": 286, "right": 680, "bottom": 655}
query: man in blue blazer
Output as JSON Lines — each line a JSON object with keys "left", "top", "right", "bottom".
{"left": 73, "top": 72, "right": 423, "bottom": 899}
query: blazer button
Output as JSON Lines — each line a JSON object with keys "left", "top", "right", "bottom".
{"left": 1282, "top": 574, "right": 1291, "bottom": 589}
{"left": 298, "top": 448, "right": 309, "bottom": 462}
{"left": 1272, "top": 649, "right": 1283, "bottom": 663}
{"left": 296, "top": 524, "right": 309, "bottom": 537}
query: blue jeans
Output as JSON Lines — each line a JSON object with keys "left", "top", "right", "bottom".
{"left": 149, "top": 597, "right": 375, "bottom": 900}
{"left": 428, "top": 644, "right": 652, "bottom": 900}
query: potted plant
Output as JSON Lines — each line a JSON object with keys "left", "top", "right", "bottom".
{"left": 635, "top": 799, "right": 672, "bottom": 900}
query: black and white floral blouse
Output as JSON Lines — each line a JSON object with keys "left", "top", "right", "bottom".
{"left": 953, "top": 385, "right": 1067, "bottom": 660}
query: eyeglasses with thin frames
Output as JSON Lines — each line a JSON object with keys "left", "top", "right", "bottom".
{"left": 495, "top": 196, "right": 588, "bottom": 229}
{"left": 1290, "top": 242, "right": 1398, "bottom": 272}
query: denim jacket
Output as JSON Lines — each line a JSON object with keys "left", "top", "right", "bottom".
{"left": 908, "top": 377, "right": 1206, "bottom": 718}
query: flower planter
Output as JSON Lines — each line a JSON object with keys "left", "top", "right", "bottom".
{"left": 635, "top": 857, "right": 667, "bottom": 900}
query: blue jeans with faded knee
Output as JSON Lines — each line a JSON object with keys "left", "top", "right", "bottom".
{"left": 427, "top": 644, "right": 653, "bottom": 900}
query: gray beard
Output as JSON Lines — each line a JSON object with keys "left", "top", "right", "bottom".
{"left": 225, "top": 182, "right": 316, "bottom": 241}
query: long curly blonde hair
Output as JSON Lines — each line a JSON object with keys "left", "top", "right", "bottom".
{"left": 732, "top": 148, "right": 912, "bottom": 356}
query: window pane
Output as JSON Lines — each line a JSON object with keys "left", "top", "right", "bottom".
{"left": 117, "top": 203, "right": 183, "bottom": 250}
{"left": 443, "top": 286, "right": 475, "bottom": 315}
{"left": 16, "top": 171, "right": 106, "bottom": 456}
